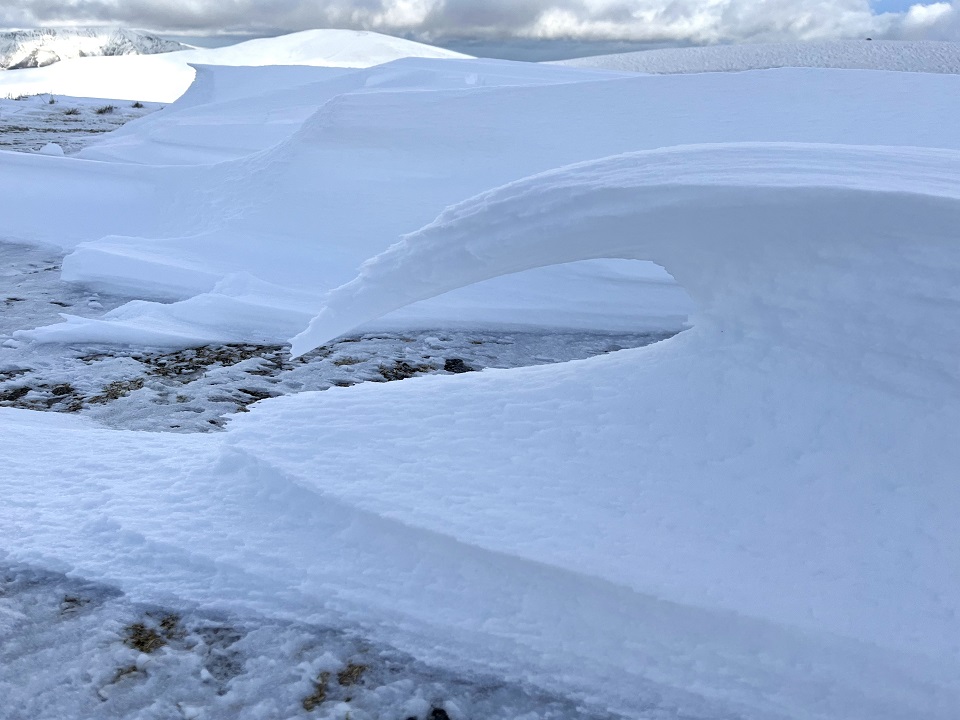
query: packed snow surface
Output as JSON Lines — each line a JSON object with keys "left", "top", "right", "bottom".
{"left": 556, "top": 39, "right": 960, "bottom": 74}
{"left": 0, "top": 29, "right": 470, "bottom": 102}
{"left": 2, "top": 37, "right": 960, "bottom": 720}
{"left": 0, "top": 28, "right": 186, "bottom": 71}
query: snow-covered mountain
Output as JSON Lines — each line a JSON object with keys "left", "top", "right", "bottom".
{"left": 0, "top": 28, "right": 471, "bottom": 101}
{"left": 0, "top": 28, "right": 187, "bottom": 70}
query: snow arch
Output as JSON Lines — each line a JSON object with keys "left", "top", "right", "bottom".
{"left": 292, "top": 142, "right": 960, "bottom": 394}
{"left": 273, "top": 141, "right": 960, "bottom": 678}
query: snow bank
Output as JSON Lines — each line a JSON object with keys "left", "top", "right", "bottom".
{"left": 263, "top": 142, "right": 960, "bottom": 712}
{"left": 0, "top": 29, "right": 470, "bottom": 102}
{"left": 76, "top": 58, "right": 620, "bottom": 166}
{"left": 16, "top": 63, "right": 960, "bottom": 347}
{"left": 556, "top": 39, "right": 960, "bottom": 74}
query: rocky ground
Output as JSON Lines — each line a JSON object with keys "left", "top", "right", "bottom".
{"left": 0, "top": 240, "right": 674, "bottom": 433}
{"left": 0, "top": 93, "right": 160, "bottom": 153}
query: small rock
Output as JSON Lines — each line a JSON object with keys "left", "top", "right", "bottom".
{"left": 443, "top": 358, "right": 473, "bottom": 374}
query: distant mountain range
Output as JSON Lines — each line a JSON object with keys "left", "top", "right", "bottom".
{"left": 0, "top": 28, "right": 188, "bottom": 70}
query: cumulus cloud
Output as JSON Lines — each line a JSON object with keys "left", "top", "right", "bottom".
{"left": 891, "top": 1, "right": 960, "bottom": 38}
{"left": 0, "top": 0, "right": 957, "bottom": 43}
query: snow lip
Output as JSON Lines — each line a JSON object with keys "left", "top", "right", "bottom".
{"left": 290, "top": 140, "right": 960, "bottom": 356}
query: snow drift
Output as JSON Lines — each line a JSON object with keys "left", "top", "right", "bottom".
{"left": 2, "top": 33, "right": 960, "bottom": 720}
{"left": 0, "top": 28, "right": 186, "bottom": 70}
{"left": 3, "top": 145, "right": 960, "bottom": 720}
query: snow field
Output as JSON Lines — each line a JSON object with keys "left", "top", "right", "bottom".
{"left": 556, "top": 39, "right": 960, "bottom": 74}
{"left": 2, "top": 32, "right": 960, "bottom": 720}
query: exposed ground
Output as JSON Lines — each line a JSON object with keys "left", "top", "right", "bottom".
{"left": 0, "top": 93, "right": 160, "bottom": 153}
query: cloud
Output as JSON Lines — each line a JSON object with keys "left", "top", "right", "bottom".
{"left": 891, "top": 1, "right": 959, "bottom": 38}
{"left": 0, "top": 0, "right": 957, "bottom": 43}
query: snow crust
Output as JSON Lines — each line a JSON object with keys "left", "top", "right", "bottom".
{"left": 557, "top": 39, "right": 960, "bottom": 74}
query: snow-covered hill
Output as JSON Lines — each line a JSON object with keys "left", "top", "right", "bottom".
{"left": 0, "top": 28, "right": 186, "bottom": 71}
{"left": 0, "top": 29, "right": 471, "bottom": 102}
{"left": 555, "top": 39, "right": 960, "bottom": 74}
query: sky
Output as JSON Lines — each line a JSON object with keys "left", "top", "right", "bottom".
{"left": 0, "top": 1, "right": 958, "bottom": 48}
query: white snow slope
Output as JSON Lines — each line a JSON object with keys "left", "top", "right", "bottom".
{"left": 0, "top": 28, "right": 186, "bottom": 71}
{"left": 2, "top": 38, "right": 960, "bottom": 720}
{"left": 556, "top": 39, "right": 960, "bottom": 74}
{"left": 0, "top": 29, "right": 470, "bottom": 102}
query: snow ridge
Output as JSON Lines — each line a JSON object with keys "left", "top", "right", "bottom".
{"left": 0, "top": 28, "right": 187, "bottom": 71}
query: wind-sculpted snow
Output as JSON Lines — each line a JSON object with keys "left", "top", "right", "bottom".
{"left": 237, "top": 143, "right": 960, "bottom": 715}
{"left": 0, "top": 28, "right": 186, "bottom": 71}
{"left": 291, "top": 142, "right": 960, "bottom": 365}
{"left": 4, "top": 50, "right": 960, "bottom": 718}
{"left": 3, "top": 142, "right": 960, "bottom": 718}
{"left": 76, "top": 59, "right": 621, "bottom": 165}
{"left": 14, "top": 64, "right": 960, "bottom": 347}
{"left": 0, "top": 29, "right": 470, "bottom": 102}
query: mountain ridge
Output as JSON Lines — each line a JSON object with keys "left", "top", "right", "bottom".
{"left": 0, "top": 28, "right": 188, "bottom": 70}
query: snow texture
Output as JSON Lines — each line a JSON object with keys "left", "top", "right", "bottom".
{"left": 556, "top": 39, "right": 960, "bottom": 74}
{"left": 2, "top": 31, "right": 959, "bottom": 720}
{"left": 0, "top": 93, "right": 160, "bottom": 154}
{"left": 12, "top": 60, "right": 960, "bottom": 348}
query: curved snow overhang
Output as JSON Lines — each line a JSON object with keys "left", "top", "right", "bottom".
{"left": 291, "top": 142, "right": 960, "bottom": 391}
